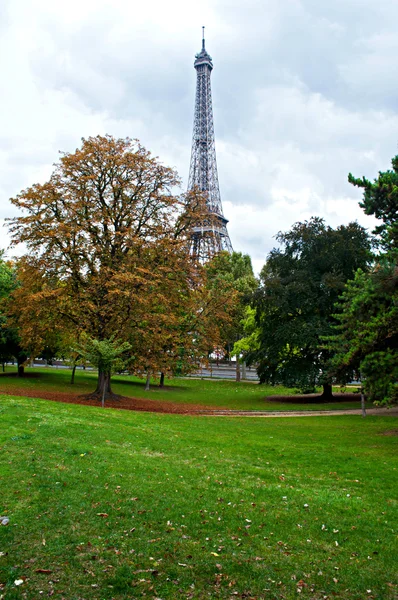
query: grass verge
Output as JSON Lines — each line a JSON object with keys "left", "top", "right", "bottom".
{"left": 0, "top": 394, "right": 397, "bottom": 599}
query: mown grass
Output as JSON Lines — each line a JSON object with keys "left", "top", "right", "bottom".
{"left": 0, "top": 367, "right": 368, "bottom": 411}
{"left": 0, "top": 394, "right": 397, "bottom": 599}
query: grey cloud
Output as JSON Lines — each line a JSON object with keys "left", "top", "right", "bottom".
{"left": 1, "top": 0, "right": 397, "bottom": 265}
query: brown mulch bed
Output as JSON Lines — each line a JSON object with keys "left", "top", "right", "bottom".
{"left": 0, "top": 386, "right": 213, "bottom": 415}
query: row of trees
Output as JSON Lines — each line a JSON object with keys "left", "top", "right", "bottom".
{"left": 234, "top": 155, "right": 397, "bottom": 405}
{"left": 1, "top": 134, "right": 396, "bottom": 405}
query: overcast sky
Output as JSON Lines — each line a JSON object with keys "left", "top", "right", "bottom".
{"left": 1, "top": 0, "right": 397, "bottom": 272}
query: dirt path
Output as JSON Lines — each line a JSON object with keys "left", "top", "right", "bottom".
{"left": 202, "top": 407, "right": 398, "bottom": 417}
{"left": 0, "top": 385, "right": 397, "bottom": 417}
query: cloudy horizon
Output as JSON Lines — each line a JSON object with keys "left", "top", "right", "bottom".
{"left": 1, "top": 0, "right": 396, "bottom": 273}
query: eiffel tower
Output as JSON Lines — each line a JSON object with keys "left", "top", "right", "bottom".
{"left": 187, "top": 27, "right": 233, "bottom": 262}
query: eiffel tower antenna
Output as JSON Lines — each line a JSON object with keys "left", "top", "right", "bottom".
{"left": 187, "top": 28, "right": 233, "bottom": 262}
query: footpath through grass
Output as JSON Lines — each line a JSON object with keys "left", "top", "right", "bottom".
{"left": 0, "top": 367, "right": 368, "bottom": 411}
{"left": 0, "top": 394, "right": 397, "bottom": 599}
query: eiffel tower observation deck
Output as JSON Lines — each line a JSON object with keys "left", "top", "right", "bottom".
{"left": 187, "top": 28, "right": 233, "bottom": 262}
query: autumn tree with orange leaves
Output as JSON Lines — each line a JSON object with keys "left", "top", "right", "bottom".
{"left": 7, "top": 135, "right": 235, "bottom": 399}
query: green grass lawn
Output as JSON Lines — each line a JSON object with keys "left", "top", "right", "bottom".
{"left": 0, "top": 394, "right": 397, "bottom": 599}
{"left": 0, "top": 367, "right": 369, "bottom": 412}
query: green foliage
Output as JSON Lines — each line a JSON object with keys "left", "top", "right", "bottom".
{"left": 205, "top": 251, "right": 258, "bottom": 355}
{"left": 0, "top": 254, "right": 28, "bottom": 369}
{"left": 206, "top": 251, "right": 257, "bottom": 292}
{"left": 75, "top": 336, "right": 132, "bottom": 375}
{"left": 0, "top": 252, "right": 14, "bottom": 300}
{"left": 361, "top": 350, "right": 398, "bottom": 405}
{"left": 328, "top": 156, "right": 398, "bottom": 405}
{"left": 231, "top": 306, "right": 260, "bottom": 358}
{"left": 328, "top": 256, "right": 398, "bottom": 405}
{"left": 250, "top": 218, "right": 372, "bottom": 393}
{"left": 348, "top": 156, "right": 398, "bottom": 248}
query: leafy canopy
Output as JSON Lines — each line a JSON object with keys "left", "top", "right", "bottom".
{"left": 6, "top": 135, "right": 230, "bottom": 394}
{"left": 249, "top": 217, "right": 371, "bottom": 394}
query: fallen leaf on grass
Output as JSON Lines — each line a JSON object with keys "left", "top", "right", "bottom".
{"left": 97, "top": 513, "right": 108, "bottom": 518}
{"left": 35, "top": 569, "right": 52, "bottom": 574}
{"left": 210, "top": 552, "right": 220, "bottom": 556}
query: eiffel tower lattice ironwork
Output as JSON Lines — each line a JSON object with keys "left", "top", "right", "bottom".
{"left": 187, "top": 27, "right": 233, "bottom": 262}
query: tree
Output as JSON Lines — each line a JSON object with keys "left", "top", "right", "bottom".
{"left": 232, "top": 306, "right": 260, "bottom": 363}
{"left": 348, "top": 157, "right": 398, "bottom": 249}
{"left": 75, "top": 336, "right": 132, "bottom": 404}
{"left": 7, "top": 135, "right": 212, "bottom": 399}
{"left": 249, "top": 218, "right": 372, "bottom": 399}
{"left": 205, "top": 251, "right": 258, "bottom": 379}
{"left": 0, "top": 253, "right": 29, "bottom": 375}
{"left": 327, "top": 158, "right": 398, "bottom": 405}
{"left": 328, "top": 258, "right": 398, "bottom": 405}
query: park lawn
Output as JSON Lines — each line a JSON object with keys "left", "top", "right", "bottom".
{"left": 0, "top": 395, "right": 397, "bottom": 600}
{"left": 0, "top": 367, "right": 368, "bottom": 412}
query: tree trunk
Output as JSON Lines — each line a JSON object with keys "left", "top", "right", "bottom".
{"left": 236, "top": 360, "right": 241, "bottom": 382}
{"left": 70, "top": 364, "right": 77, "bottom": 385}
{"left": 17, "top": 360, "right": 24, "bottom": 378}
{"left": 94, "top": 370, "right": 112, "bottom": 397}
{"left": 159, "top": 372, "right": 165, "bottom": 388}
{"left": 242, "top": 361, "right": 247, "bottom": 380}
{"left": 361, "top": 388, "right": 366, "bottom": 418}
{"left": 320, "top": 382, "right": 333, "bottom": 401}
{"left": 145, "top": 372, "right": 151, "bottom": 391}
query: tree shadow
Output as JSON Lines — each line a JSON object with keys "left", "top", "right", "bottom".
{"left": 111, "top": 375, "right": 188, "bottom": 392}
{"left": 265, "top": 392, "right": 361, "bottom": 404}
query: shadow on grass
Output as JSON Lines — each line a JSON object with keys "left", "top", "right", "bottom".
{"left": 265, "top": 392, "right": 361, "bottom": 404}
{"left": 0, "top": 372, "right": 41, "bottom": 379}
{"left": 111, "top": 375, "right": 189, "bottom": 392}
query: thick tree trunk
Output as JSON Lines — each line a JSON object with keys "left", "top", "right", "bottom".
{"left": 84, "top": 370, "right": 120, "bottom": 403}
{"left": 145, "top": 372, "right": 151, "bottom": 391}
{"left": 94, "top": 370, "right": 112, "bottom": 397}
{"left": 159, "top": 372, "right": 165, "bottom": 388}
{"left": 70, "top": 364, "right": 77, "bottom": 385}
{"left": 320, "top": 382, "right": 333, "bottom": 401}
{"left": 235, "top": 360, "right": 241, "bottom": 382}
{"left": 17, "top": 360, "right": 24, "bottom": 378}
